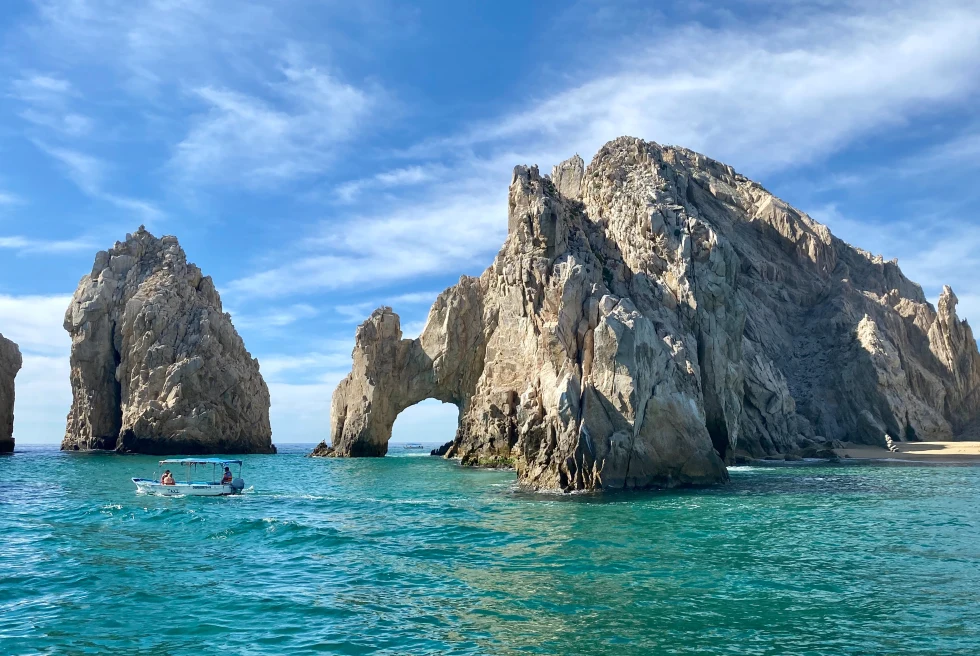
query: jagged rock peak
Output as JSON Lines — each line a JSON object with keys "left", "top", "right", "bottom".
{"left": 326, "top": 136, "right": 980, "bottom": 491}
{"left": 63, "top": 226, "right": 274, "bottom": 454}
{"left": 552, "top": 153, "right": 585, "bottom": 200}
{"left": 0, "top": 333, "right": 22, "bottom": 453}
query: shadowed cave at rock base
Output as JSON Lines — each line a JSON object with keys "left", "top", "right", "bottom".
{"left": 324, "top": 136, "right": 980, "bottom": 492}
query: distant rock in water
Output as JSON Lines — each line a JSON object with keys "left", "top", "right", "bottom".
{"left": 63, "top": 226, "right": 274, "bottom": 455}
{"left": 327, "top": 137, "right": 980, "bottom": 492}
{"left": 430, "top": 440, "right": 453, "bottom": 457}
{"left": 308, "top": 440, "right": 334, "bottom": 457}
{"left": 0, "top": 333, "right": 22, "bottom": 453}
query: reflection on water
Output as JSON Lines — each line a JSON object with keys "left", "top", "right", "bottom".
{"left": 1, "top": 444, "right": 979, "bottom": 654}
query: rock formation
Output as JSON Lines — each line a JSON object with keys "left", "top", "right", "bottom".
{"left": 63, "top": 227, "right": 274, "bottom": 454}
{"left": 0, "top": 333, "right": 22, "bottom": 453}
{"left": 326, "top": 137, "right": 980, "bottom": 492}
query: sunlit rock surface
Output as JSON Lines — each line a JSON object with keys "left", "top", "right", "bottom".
{"left": 63, "top": 227, "right": 274, "bottom": 454}
{"left": 326, "top": 137, "right": 980, "bottom": 491}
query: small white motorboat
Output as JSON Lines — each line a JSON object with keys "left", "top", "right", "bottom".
{"left": 403, "top": 444, "right": 425, "bottom": 450}
{"left": 133, "top": 458, "right": 246, "bottom": 496}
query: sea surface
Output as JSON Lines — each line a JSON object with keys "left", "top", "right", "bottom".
{"left": 1, "top": 444, "right": 979, "bottom": 655}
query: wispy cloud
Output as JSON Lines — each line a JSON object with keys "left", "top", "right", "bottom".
{"left": 0, "top": 236, "right": 96, "bottom": 255}
{"left": 11, "top": 73, "right": 93, "bottom": 137}
{"left": 229, "top": 186, "right": 504, "bottom": 298}
{"left": 0, "top": 192, "right": 23, "bottom": 206}
{"left": 335, "top": 290, "right": 441, "bottom": 323}
{"left": 32, "top": 142, "right": 163, "bottom": 222}
{"left": 34, "top": 142, "right": 103, "bottom": 194}
{"left": 231, "top": 303, "right": 319, "bottom": 331}
{"left": 0, "top": 294, "right": 73, "bottom": 355}
{"left": 334, "top": 164, "right": 446, "bottom": 203}
{"left": 232, "top": 0, "right": 980, "bottom": 301}
{"left": 172, "top": 63, "right": 379, "bottom": 188}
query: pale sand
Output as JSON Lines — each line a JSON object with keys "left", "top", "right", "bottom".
{"left": 838, "top": 441, "right": 980, "bottom": 462}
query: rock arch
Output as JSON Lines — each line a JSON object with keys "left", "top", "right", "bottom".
{"left": 329, "top": 279, "right": 487, "bottom": 457}
{"left": 326, "top": 137, "right": 980, "bottom": 492}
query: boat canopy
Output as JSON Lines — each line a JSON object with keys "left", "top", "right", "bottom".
{"left": 158, "top": 458, "right": 243, "bottom": 466}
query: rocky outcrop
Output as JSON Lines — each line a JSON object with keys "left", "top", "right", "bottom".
{"left": 326, "top": 137, "right": 980, "bottom": 491}
{"left": 0, "top": 334, "right": 22, "bottom": 453}
{"left": 309, "top": 440, "right": 333, "bottom": 457}
{"left": 63, "top": 227, "right": 274, "bottom": 454}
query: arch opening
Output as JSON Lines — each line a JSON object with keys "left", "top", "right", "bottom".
{"left": 389, "top": 399, "right": 460, "bottom": 453}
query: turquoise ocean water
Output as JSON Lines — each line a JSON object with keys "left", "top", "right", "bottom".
{"left": 1, "top": 444, "right": 979, "bottom": 655}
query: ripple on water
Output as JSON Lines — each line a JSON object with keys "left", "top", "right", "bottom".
{"left": 1, "top": 448, "right": 980, "bottom": 654}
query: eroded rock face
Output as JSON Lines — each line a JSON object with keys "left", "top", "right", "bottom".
{"left": 63, "top": 227, "right": 274, "bottom": 454}
{"left": 327, "top": 137, "right": 980, "bottom": 491}
{"left": 0, "top": 333, "right": 22, "bottom": 453}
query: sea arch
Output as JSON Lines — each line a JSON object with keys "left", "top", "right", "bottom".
{"left": 329, "top": 282, "right": 486, "bottom": 457}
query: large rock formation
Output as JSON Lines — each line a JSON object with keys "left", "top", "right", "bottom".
{"left": 326, "top": 137, "right": 980, "bottom": 491}
{"left": 0, "top": 333, "right": 22, "bottom": 453}
{"left": 63, "top": 227, "right": 274, "bottom": 454}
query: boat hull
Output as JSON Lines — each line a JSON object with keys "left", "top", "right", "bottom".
{"left": 133, "top": 478, "right": 239, "bottom": 496}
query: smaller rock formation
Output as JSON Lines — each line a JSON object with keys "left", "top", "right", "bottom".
{"left": 63, "top": 227, "right": 275, "bottom": 454}
{"left": 0, "top": 333, "right": 22, "bottom": 453}
{"left": 309, "top": 440, "right": 334, "bottom": 457}
{"left": 429, "top": 440, "right": 453, "bottom": 457}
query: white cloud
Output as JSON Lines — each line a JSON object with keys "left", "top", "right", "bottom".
{"left": 334, "top": 164, "right": 446, "bottom": 203}
{"left": 229, "top": 186, "right": 505, "bottom": 298}
{"left": 11, "top": 74, "right": 93, "bottom": 137}
{"left": 334, "top": 290, "right": 441, "bottom": 323}
{"left": 0, "top": 294, "right": 72, "bottom": 355}
{"left": 35, "top": 142, "right": 103, "bottom": 194}
{"left": 172, "top": 65, "right": 378, "bottom": 188}
{"left": 408, "top": 1, "right": 980, "bottom": 177}
{"left": 0, "top": 236, "right": 96, "bottom": 255}
{"left": 10, "top": 74, "right": 73, "bottom": 104}
{"left": 11, "top": 355, "right": 72, "bottom": 445}
{"left": 20, "top": 109, "right": 93, "bottom": 137}
{"left": 0, "top": 192, "right": 23, "bottom": 206}
{"left": 260, "top": 352, "right": 352, "bottom": 381}
{"left": 0, "top": 294, "right": 73, "bottom": 445}
{"left": 267, "top": 381, "right": 334, "bottom": 442}
{"left": 232, "top": 303, "right": 318, "bottom": 331}
{"left": 232, "top": 0, "right": 980, "bottom": 301}
{"left": 32, "top": 142, "right": 163, "bottom": 222}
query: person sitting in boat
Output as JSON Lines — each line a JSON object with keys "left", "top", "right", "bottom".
{"left": 161, "top": 470, "right": 175, "bottom": 486}
{"left": 221, "top": 467, "right": 233, "bottom": 485}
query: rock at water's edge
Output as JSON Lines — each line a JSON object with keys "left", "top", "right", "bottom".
{"left": 309, "top": 440, "right": 334, "bottom": 457}
{"left": 63, "top": 226, "right": 275, "bottom": 455}
{"left": 327, "top": 137, "right": 980, "bottom": 492}
{"left": 0, "top": 333, "right": 22, "bottom": 453}
{"left": 430, "top": 440, "right": 454, "bottom": 457}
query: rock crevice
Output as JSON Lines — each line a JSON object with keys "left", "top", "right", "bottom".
{"left": 326, "top": 137, "right": 980, "bottom": 491}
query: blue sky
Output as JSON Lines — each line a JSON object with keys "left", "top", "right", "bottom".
{"left": 1, "top": 0, "right": 979, "bottom": 446}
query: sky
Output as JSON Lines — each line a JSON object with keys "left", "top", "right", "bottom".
{"left": 1, "top": 0, "right": 979, "bottom": 446}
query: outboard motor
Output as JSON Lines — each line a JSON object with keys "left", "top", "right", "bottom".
{"left": 230, "top": 478, "right": 245, "bottom": 493}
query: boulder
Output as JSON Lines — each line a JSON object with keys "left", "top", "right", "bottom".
{"left": 327, "top": 137, "right": 980, "bottom": 491}
{"left": 63, "top": 227, "right": 274, "bottom": 454}
{"left": 0, "top": 333, "right": 22, "bottom": 453}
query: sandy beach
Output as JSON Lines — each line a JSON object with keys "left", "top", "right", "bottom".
{"left": 838, "top": 441, "right": 980, "bottom": 462}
